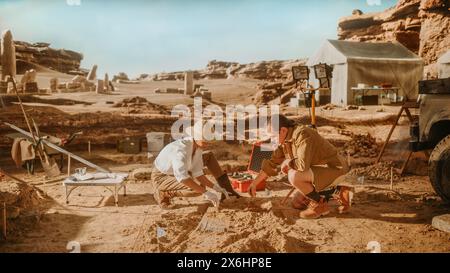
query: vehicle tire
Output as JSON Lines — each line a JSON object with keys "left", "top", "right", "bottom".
{"left": 429, "top": 135, "right": 450, "bottom": 203}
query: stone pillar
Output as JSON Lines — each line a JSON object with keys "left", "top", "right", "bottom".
{"left": 28, "top": 69, "right": 37, "bottom": 82}
{"left": 1, "top": 30, "right": 16, "bottom": 81}
{"left": 184, "top": 71, "right": 194, "bottom": 95}
{"left": 87, "top": 64, "right": 98, "bottom": 81}
{"left": 50, "top": 78, "right": 58, "bottom": 93}
{"left": 104, "top": 73, "right": 109, "bottom": 91}
{"left": 96, "top": 79, "right": 104, "bottom": 94}
{"left": 20, "top": 71, "right": 30, "bottom": 85}
{"left": 20, "top": 69, "right": 37, "bottom": 85}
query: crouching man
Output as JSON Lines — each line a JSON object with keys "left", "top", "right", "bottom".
{"left": 248, "top": 114, "right": 352, "bottom": 219}
{"left": 151, "top": 124, "right": 240, "bottom": 209}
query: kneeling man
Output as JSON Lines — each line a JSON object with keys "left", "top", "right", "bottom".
{"left": 151, "top": 124, "right": 240, "bottom": 209}
{"left": 248, "top": 114, "right": 351, "bottom": 219}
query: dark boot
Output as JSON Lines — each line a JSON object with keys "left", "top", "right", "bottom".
{"left": 217, "top": 174, "right": 240, "bottom": 199}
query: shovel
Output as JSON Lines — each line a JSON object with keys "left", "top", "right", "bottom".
{"left": 39, "top": 147, "right": 60, "bottom": 177}
{"left": 31, "top": 118, "right": 60, "bottom": 177}
{"left": 7, "top": 76, "right": 60, "bottom": 178}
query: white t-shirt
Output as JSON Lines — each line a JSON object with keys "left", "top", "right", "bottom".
{"left": 154, "top": 137, "right": 204, "bottom": 182}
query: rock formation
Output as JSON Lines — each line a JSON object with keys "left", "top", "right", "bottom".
{"left": 14, "top": 40, "right": 83, "bottom": 74}
{"left": 418, "top": 0, "right": 450, "bottom": 74}
{"left": 1, "top": 30, "right": 17, "bottom": 80}
{"left": 112, "top": 72, "right": 129, "bottom": 82}
{"left": 87, "top": 64, "right": 98, "bottom": 81}
{"left": 144, "top": 59, "right": 307, "bottom": 82}
{"left": 338, "top": 0, "right": 449, "bottom": 76}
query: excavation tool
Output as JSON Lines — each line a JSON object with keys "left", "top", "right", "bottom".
{"left": 6, "top": 76, "right": 60, "bottom": 177}
{"left": 4, "top": 122, "right": 110, "bottom": 173}
{"left": 230, "top": 143, "right": 272, "bottom": 193}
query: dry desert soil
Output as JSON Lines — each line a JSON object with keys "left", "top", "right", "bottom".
{"left": 0, "top": 72, "right": 449, "bottom": 253}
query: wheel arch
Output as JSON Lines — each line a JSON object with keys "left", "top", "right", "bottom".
{"left": 425, "top": 118, "right": 450, "bottom": 147}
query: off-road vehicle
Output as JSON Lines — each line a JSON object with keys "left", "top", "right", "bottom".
{"left": 410, "top": 77, "right": 450, "bottom": 202}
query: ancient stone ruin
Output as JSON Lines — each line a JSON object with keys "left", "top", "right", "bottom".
{"left": 1, "top": 30, "right": 16, "bottom": 81}
{"left": 87, "top": 64, "right": 98, "bottom": 81}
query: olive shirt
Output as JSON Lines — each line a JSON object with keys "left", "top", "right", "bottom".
{"left": 261, "top": 125, "right": 347, "bottom": 191}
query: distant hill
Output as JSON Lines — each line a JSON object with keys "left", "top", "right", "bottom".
{"left": 142, "top": 59, "right": 307, "bottom": 82}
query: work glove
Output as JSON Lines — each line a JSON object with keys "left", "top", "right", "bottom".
{"left": 213, "top": 184, "right": 230, "bottom": 200}
{"left": 217, "top": 174, "right": 241, "bottom": 198}
{"left": 203, "top": 191, "right": 220, "bottom": 207}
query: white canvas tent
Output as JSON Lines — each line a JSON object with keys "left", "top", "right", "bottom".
{"left": 438, "top": 50, "right": 450, "bottom": 78}
{"left": 307, "top": 40, "right": 424, "bottom": 106}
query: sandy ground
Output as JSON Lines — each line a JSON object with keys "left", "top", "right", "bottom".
{"left": 0, "top": 72, "right": 449, "bottom": 253}
{"left": 1, "top": 158, "right": 449, "bottom": 253}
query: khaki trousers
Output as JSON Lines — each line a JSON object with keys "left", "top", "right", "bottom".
{"left": 310, "top": 155, "right": 349, "bottom": 191}
{"left": 151, "top": 151, "right": 225, "bottom": 195}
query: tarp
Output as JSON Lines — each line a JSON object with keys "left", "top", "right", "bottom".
{"left": 438, "top": 50, "right": 450, "bottom": 78}
{"left": 307, "top": 40, "right": 424, "bottom": 105}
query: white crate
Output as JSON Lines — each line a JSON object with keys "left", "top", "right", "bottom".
{"left": 146, "top": 132, "right": 171, "bottom": 153}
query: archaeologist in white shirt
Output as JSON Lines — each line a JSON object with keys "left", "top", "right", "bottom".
{"left": 154, "top": 137, "right": 205, "bottom": 183}
{"left": 151, "top": 122, "right": 240, "bottom": 209}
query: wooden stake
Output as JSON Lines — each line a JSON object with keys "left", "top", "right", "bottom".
{"left": 0, "top": 94, "right": 5, "bottom": 109}
{"left": 282, "top": 187, "right": 296, "bottom": 205}
{"left": 376, "top": 107, "right": 403, "bottom": 163}
{"left": 347, "top": 152, "right": 351, "bottom": 168}
{"left": 400, "top": 151, "right": 413, "bottom": 176}
{"left": 88, "top": 141, "right": 91, "bottom": 156}
{"left": 310, "top": 90, "right": 316, "bottom": 128}
{"left": 67, "top": 155, "right": 71, "bottom": 177}
{"left": 2, "top": 202, "right": 6, "bottom": 240}
{"left": 390, "top": 167, "right": 394, "bottom": 191}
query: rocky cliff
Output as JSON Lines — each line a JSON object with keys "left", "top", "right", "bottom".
{"left": 145, "top": 59, "right": 307, "bottom": 82}
{"left": 14, "top": 41, "right": 83, "bottom": 74}
{"left": 338, "top": 0, "right": 449, "bottom": 75}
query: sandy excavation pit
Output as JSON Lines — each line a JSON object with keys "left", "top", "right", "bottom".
{"left": 1, "top": 96, "right": 449, "bottom": 253}
{"left": 1, "top": 136, "right": 450, "bottom": 253}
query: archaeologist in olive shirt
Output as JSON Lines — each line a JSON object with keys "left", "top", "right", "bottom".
{"left": 248, "top": 114, "right": 352, "bottom": 219}
{"left": 151, "top": 122, "right": 240, "bottom": 209}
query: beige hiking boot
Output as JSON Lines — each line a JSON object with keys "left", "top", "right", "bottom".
{"left": 299, "top": 197, "right": 330, "bottom": 219}
{"left": 335, "top": 186, "right": 354, "bottom": 214}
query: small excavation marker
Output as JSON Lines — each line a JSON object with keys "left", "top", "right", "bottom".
{"left": 390, "top": 167, "right": 394, "bottom": 191}
{"left": 67, "top": 155, "right": 72, "bottom": 177}
{"left": 2, "top": 202, "right": 6, "bottom": 240}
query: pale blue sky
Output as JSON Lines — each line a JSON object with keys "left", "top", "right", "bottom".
{"left": 0, "top": 0, "right": 396, "bottom": 77}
